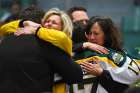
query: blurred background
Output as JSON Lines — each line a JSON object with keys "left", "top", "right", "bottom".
{"left": 0, "top": 0, "right": 140, "bottom": 58}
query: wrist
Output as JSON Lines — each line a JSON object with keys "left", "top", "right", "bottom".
{"left": 83, "top": 42, "right": 89, "bottom": 49}
{"left": 35, "top": 26, "right": 41, "bottom": 36}
{"left": 19, "top": 19, "right": 27, "bottom": 27}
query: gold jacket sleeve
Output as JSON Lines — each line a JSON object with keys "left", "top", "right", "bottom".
{"left": 0, "top": 20, "right": 20, "bottom": 36}
{"left": 37, "top": 27, "right": 72, "bottom": 56}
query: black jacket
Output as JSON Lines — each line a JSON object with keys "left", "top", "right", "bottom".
{"left": 0, "top": 34, "right": 83, "bottom": 93}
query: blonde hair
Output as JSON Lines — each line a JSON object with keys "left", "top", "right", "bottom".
{"left": 42, "top": 8, "right": 73, "bottom": 38}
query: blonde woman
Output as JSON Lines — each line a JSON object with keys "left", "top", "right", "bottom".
{"left": 41, "top": 8, "right": 73, "bottom": 93}
{"left": 42, "top": 8, "right": 73, "bottom": 38}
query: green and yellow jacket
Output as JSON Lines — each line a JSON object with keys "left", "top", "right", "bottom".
{"left": 73, "top": 47, "right": 140, "bottom": 93}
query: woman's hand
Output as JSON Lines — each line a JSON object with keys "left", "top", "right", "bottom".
{"left": 14, "top": 21, "right": 41, "bottom": 36}
{"left": 23, "top": 20, "right": 41, "bottom": 28}
{"left": 80, "top": 59, "right": 103, "bottom": 76}
{"left": 83, "top": 42, "right": 109, "bottom": 54}
{"left": 14, "top": 26, "right": 38, "bottom": 36}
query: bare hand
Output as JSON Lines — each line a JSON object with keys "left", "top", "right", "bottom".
{"left": 23, "top": 20, "right": 41, "bottom": 28}
{"left": 14, "top": 26, "right": 38, "bottom": 36}
{"left": 83, "top": 42, "right": 109, "bottom": 54}
{"left": 14, "top": 20, "right": 41, "bottom": 36}
{"left": 80, "top": 59, "right": 103, "bottom": 76}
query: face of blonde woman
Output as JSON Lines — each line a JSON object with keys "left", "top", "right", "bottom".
{"left": 86, "top": 22, "right": 105, "bottom": 46}
{"left": 43, "top": 14, "right": 62, "bottom": 31}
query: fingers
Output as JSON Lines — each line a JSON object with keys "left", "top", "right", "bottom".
{"left": 80, "top": 62, "right": 93, "bottom": 73}
{"left": 80, "top": 62, "right": 93, "bottom": 69}
{"left": 80, "top": 61, "right": 103, "bottom": 76}
{"left": 98, "top": 47, "right": 109, "bottom": 54}
{"left": 23, "top": 21, "right": 41, "bottom": 27}
{"left": 14, "top": 28, "right": 25, "bottom": 36}
{"left": 87, "top": 43, "right": 109, "bottom": 54}
{"left": 94, "top": 46, "right": 109, "bottom": 54}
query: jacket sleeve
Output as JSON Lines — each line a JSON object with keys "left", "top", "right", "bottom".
{"left": 0, "top": 20, "right": 20, "bottom": 36}
{"left": 44, "top": 42, "right": 83, "bottom": 84}
{"left": 107, "top": 58, "right": 140, "bottom": 85}
{"left": 98, "top": 70, "right": 128, "bottom": 93}
{"left": 37, "top": 27, "right": 72, "bottom": 56}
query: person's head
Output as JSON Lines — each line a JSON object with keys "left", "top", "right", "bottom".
{"left": 19, "top": 6, "right": 45, "bottom": 24}
{"left": 42, "top": 8, "right": 73, "bottom": 38}
{"left": 67, "top": 6, "right": 89, "bottom": 25}
{"left": 72, "top": 21, "right": 87, "bottom": 43}
{"left": 85, "top": 16, "right": 123, "bottom": 51}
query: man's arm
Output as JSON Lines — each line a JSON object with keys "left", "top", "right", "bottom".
{"left": 42, "top": 42, "right": 83, "bottom": 84}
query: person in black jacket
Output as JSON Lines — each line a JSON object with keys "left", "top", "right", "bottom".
{"left": 0, "top": 34, "right": 82, "bottom": 93}
{"left": 0, "top": 6, "right": 83, "bottom": 93}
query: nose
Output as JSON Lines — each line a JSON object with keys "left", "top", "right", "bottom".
{"left": 90, "top": 33, "right": 95, "bottom": 40}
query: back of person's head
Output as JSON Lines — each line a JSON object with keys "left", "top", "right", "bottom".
{"left": 19, "top": 6, "right": 45, "bottom": 24}
{"left": 67, "top": 6, "right": 87, "bottom": 20}
{"left": 72, "top": 21, "right": 87, "bottom": 43}
{"left": 42, "top": 8, "right": 73, "bottom": 38}
{"left": 85, "top": 16, "right": 123, "bottom": 51}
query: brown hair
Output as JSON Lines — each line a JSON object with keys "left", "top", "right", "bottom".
{"left": 86, "top": 16, "right": 123, "bottom": 52}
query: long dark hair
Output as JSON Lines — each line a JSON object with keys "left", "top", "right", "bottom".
{"left": 86, "top": 16, "right": 123, "bottom": 52}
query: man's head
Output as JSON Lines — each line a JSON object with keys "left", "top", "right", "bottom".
{"left": 72, "top": 21, "right": 87, "bottom": 43}
{"left": 67, "top": 6, "right": 89, "bottom": 25}
{"left": 19, "top": 6, "right": 45, "bottom": 24}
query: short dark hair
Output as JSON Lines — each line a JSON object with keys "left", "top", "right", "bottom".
{"left": 72, "top": 21, "right": 87, "bottom": 44}
{"left": 67, "top": 6, "right": 87, "bottom": 20}
{"left": 19, "top": 6, "right": 45, "bottom": 24}
{"left": 85, "top": 16, "right": 123, "bottom": 52}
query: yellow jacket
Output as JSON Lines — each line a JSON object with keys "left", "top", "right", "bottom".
{"left": 0, "top": 20, "right": 20, "bottom": 36}
{"left": 36, "top": 27, "right": 72, "bottom": 56}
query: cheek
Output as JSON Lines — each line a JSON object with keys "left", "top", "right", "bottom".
{"left": 43, "top": 23, "right": 49, "bottom": 27}
{"left": 98, "top": 35, "right": 105, "bottom": 45}
{"left": 56, "top": 25, "right": 62, "bottom": 31}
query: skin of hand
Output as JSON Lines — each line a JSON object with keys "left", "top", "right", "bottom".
{"left": 14, "top": 26, "right": 38, "bottom": 36}
{"left": 83, "top": 42, "right": 109, "bottom": 54}
{"left": 23, "top": 21, "right": 41, "bottom": 28}
{"left": 80, "top": 59, "right": 103, "bottom": 76}
{"left": 14, "top": 21, "right": 41, "bottom": 36}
